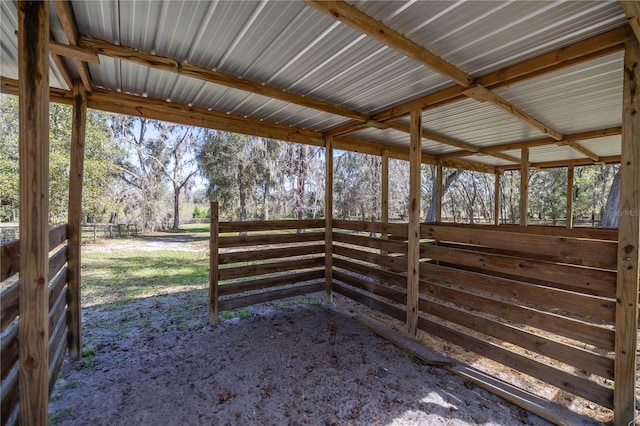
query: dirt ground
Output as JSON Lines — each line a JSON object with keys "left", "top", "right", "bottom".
{"left": 50, "top": 299, "right": 560, "bottom": 426}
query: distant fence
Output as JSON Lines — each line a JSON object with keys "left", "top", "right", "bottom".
{"left": 81, "top": 223, "right": 140, "bottom": 241}
{"left": 0, "top": 225, "right": 75, "bottom": 425}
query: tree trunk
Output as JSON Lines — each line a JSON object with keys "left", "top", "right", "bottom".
{"left": 425, "top": 168, "right": 463, "bottom": 222}
{"left": 600, "top": 169, "right": 620, "bottom": 228}
{"left": 172, "top": 185, "right": 181, "bottom": 230}
{"left": 263, "top": 181, "right": 269, "bottom": 220}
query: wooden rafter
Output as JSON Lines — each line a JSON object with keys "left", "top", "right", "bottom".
{"left": 78, "top": 35, "right": 371, "bottom": 122}
{"left": 326, "top": 26, "right": 631, "bottom": 135}
{"left": 50, "top": 40, "right": 100, "bottom": 64}
{"left": 464, "top": 84, "right": 563, "bottom": 140}
{"left": 620, "top": 1, "right": 640, "bottom": 44}
{"left": 53, "top": 0, "right": 93, "bottom": 92}
{"left": 499, "top": 155, "right": 620, "bottom": 172}
{"left": 305, "top": 1, "right": 473, "bottom": 87}
{"left": 442, "top": 127, "right": 621, "bottom": 159}
{"left": 50, "top": 51, "right": 73, "bottom": 89}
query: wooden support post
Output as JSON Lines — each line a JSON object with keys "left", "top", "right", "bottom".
{"left": 18, "top": 1, "right": 50, "bottom": 423}
{"left": 325, "top": 136, "right": 334, "bottom": 303}
{"left": 519, "top": 147, "right": 529, "bottom": 227}
{"left": 66, "top": 81, "right": 87, "bottom": 360}
{"left": 566, "top": 165, "right": 574, "bottom": 229}
{"left": 494, "top": 171, "right": 501, "bottom": 226}
{"left": 209, "top": 201, "right": 219, "bottom": 325}
{"left": 614, "top": 38, "right": 640, "bottom": 426}
{"left": 381, "top": 150, "right": 389, "bottom": 263}
{"left": 435, "top": 161, "right": 443, "bottom": 223}
{"left": 407, "top": 108, "right": 422, "bottom": 337}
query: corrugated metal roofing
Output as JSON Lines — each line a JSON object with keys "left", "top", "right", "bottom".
{"left": 0, "top": 0, "right": 632, "bottom": 169}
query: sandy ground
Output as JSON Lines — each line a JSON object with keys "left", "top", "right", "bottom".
{"left": 49, "top": 301, "right": 555, "bottom": 426}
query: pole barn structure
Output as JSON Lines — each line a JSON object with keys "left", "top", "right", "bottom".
{"left": 1, "top": 1, "right": 639, "bottom": 424}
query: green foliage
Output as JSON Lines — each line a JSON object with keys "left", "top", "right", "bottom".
{"left": 192, "top": 205, "right": 210, "bottom": 219}
{"left": 237, "top": 308, "right": 250, "bottom": 319}
{"left": 219, "top": 311, "right": 234, "bottom": 321}
{"left": 0, "top": 94, "right": 122, "bottom": 224}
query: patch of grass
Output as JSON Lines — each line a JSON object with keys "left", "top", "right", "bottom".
{"left": 275, "top": 302, "right": 287, "bottom": 311}
{"left": 237, "top": 308, "right": 251, "bottom": 319}
{"left": 81, "top": 347, "right": 95, "bottom": 357}
{"left": 294, "top": 298, "right": 323, "bottom": 306}
{"left": 60, "top": 380, "right": 79, "bottom": 390}
{"left": 219, "top": 311, "right": 234, "bottom": 321}
{"left": 49, "top": 407, "right": 72, "bottom": 424}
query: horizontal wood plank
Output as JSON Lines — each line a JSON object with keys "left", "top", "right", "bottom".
{"left": 0, "top": 324, "right": 18, "bottom": 380}
{"left": 219, "top": 231, "right": 324, "bottom": 248}
{"left": 333, "top": 244, "right": 407, "bottom": 273}
{"left": 421, "top": 244, "right": 616, "bottom": 297}
{"left": 333, "top": 270, "right": 406, "bottom": 304}
{"left": 48, "top": 266, "right": 68, "bottom": 311}
{"left": 332, "top": 282, "right": 405, "bottom": 322}
{"left": 219, "top": 257, "right": 324, "bottom": 281}
{"left": 417, "top": 316, "right": 613, "bottom": 408}
{"left": 49, "top": 224, "right": 68, "bottom": 249}
{"left": 48, "top": 245, "right": 68, "bottom": 281}
{"left": 431, "top": 222, "right": 618, "bottom": 241}
{"left": 418, "top": 279, "right": 614, "bottom": 350}
{"left": 421, "top": 223, "right": 617, "bottom": 269}
{"left": 0, "top": 364, "right": 18, "bottom": 423}
{"left": 48, "top": 329, "right": 68, "bottom": 396}
{"left": 0, "top": 240, "right": 19, "bottom": 282}
{"left": 218, "top": 282, "right": 323, "bottom": 311}
{"left": 420, "top": 263, "right": 615, "bottom": 322}
{"left": 219, "top": 269, "right": 324, "bottom": 296}
{"left": 48, "top": 288, "right": 67, "bottom": 334}
{"left": 333, "top": 257, "right": 407, "bottom": 288}
{"left": 419, "top": 298, "right": 614, "bottom": 379}
{"left": 0, "top": 281, "right": 19, "bottom": 331}
{"left": 219, "top": 219, "right": 324, "bottom": 233}
{"left": 219, "top": 243, "right": 324, "bottom": 265}
{"left": 48, "top": 307, "right": 67, "bottom": 366}
{"left": 333, "top": 232, "right": 408, "bottom": 254}
{"left": 333, "top": 220, "right": 408, "bottom": 238}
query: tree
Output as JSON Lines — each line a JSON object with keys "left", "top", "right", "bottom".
{"left": 425, "top": 167, "right": 463, "bottom": 222}
{"left": 0, "top": 94, "right": 121, "bottom": 224}
{"left": 112, "top": 116, "right": 169, "bottom": 232}
{"left": 153, "top": 123, "right": 201, "bottom": 230}
{"left": 600, "top": 169, "right": 620, "bottom": 228}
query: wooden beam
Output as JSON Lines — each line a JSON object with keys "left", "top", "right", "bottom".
{"left": 305, "top": 1, "right": 473, "bottom": 87}
{"left": 324, "top": 136, "right": 333, "bottom": 303}
{"left": 494, "top": 171, "right": 501, "bottom": 226}
{"left": 407, "top": 108, "right": 422, "bottom": 337}
{"left": 78, "top": 35, "right": 370, "bottom": 122}
{"left": 66, "top": 81, "right": 86, "bottom": 359}
{"left": 360, "top": 27, "right": 631, "bottom": 125}
{"left": 620, "top": 1, "right": 640, "bottom": 45}
{"left": 500, "top": 155, "right": 621, "bottom": 172}
{"left": 380, "top": 149, "right": 390, "bottom": 264}
{"left": 442, "top": 127, "right": 622, "bottom": 159}
{"left": 435, "top": 161, "right": 443, "bottom": 223}
{"left": 566, "top": 165, "right": 574, "bottom": 229}
{"left": 52, "top": 0, "right": 92, "bottom": 92}
{"left": 18, "top": 1, "right": 50, "bottom": 423}
{"left": 519, "top": 148, "right": 529, "bottom": 227}
{"left": 50, "top": 40, "right": 100, "bottom": 64}
{"left": 614, "top": 37, "right": 640, "bottom": 426}
{"left": 50, "top": 50, "right": 73, "bottom": 89}
{"left": 209, "top": 201, "right": 219, "bottom": 325}
{"left": 464, "top": 84, "right": 564, "bottom": 140}
{"left": 564, "top": 140, "right": 600, "bottom": 162}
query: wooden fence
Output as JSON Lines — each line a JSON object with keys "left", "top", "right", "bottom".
{"left": 327, "top": 219, "right": 621, "bottom": 421}
{"left": 0, "top": 225, "right": 75, "bottom": 425}
{"left": 209, "top": 204, "right": 325, "bottom": 321}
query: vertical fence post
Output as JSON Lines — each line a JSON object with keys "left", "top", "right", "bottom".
{"left": 494, "top": 171, "right": 501, "bottom": 226}
{"left": 209, "top": 201, "right": 219, "bottom": 325}
{"left": 67, "top": 81, "right": 87, "bottom": 359}
{"left": 614, "top": 38, "right": 640, "bottom": 426}
{"left": 324, "top": 136, "right": 334, "bottom": 303}
{"left": 18, "top": 0, "right": 50, "bottom": 423}
{"left": 520, "top": 147, "right": 529, "bottom": 227}
{"left": 380, "top": 150, "right": 389, "bottom": 266}
{"left": 407, "top": 108, "right": 422, "bottom": 337}
{"left": 566, "top": 165, "right": 574, "bottom": 229}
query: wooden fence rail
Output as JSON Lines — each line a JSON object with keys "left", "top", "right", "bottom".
{"left": 0, "top": 225, "right": 75, "bottom": 426}
{"left": 324, "top": 220, "right": 621, "bottom": 421}
{"left": 209, "top": 202, "right": 325, "bottom": 324}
